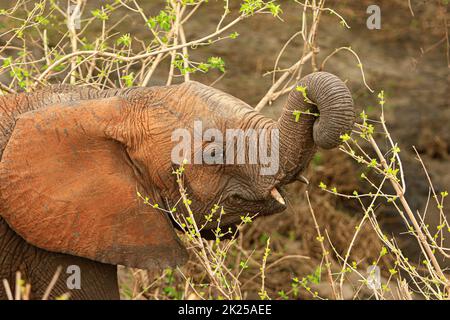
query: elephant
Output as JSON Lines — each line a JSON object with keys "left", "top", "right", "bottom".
{"left": 0, "top": 71, "right": 354, "bottom": 300}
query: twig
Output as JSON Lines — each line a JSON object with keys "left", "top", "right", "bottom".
{"left": 255, "top": 52, "right": 313, "bottom": 111}
{"left": 2, "top": 279, "right": 13, "bottom": 300}
{"left": 305, "top": 191, "right": 338, "bottom": 299}
{"left": 321, "top": 46, "right": 374, "bottom": 92}
{"left": 42, "top": 266, "right": 62, "bottom": 300}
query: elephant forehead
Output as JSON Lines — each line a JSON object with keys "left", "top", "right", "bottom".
{"left": 182, "top": 81, "right": 254, "bottom": 120}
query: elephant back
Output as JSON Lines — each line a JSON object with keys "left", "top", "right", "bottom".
{"left": 0, "top": 85, "right": 125, "bottom": 158}
{"left": 0, "top": 86, "right": 75, "bottom": 157}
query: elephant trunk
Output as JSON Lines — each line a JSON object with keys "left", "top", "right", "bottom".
{"left": 277, "top": 72, "right": 354, "bottom": 181}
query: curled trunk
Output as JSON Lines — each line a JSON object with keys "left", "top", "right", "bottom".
{"left": 277, "top": 72, "right": 355, "bottom": 181}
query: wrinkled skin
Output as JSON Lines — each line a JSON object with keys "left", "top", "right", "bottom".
{"left": 0, "top": 218, "right": 119, "bottom": 299}
{"left": 0, "top": 72, "right": 354, "bottom": 299}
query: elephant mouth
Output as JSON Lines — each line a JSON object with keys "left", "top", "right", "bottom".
{"left": 227, "top": 186, "right": 287, "bottom": 216}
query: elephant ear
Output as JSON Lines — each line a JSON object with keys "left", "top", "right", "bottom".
{"left": 0, "top": 96, "right": 188, "bottom": 270}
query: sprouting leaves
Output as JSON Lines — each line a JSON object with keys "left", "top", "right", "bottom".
{"left": 35, "top": 15, "right": 49, "bottom": 26}
{"left": 384, "top": 167, "right": 399, "bottom": 179}
{"left": 267, "top": 2, "right": 282, "bottom": 17}
{"left": 147, "top": 10, "right": 174, "bottom": 31}
{"left": 292, "top": 108, "right": 319, "bottom": 122}
{"left": 239, "top": 0, "right": 264, "bottom": 16}
{"left": 206, "top": 56, "right": 226, "bottom": 72}
{"left": 91, "top": 8, "right": 109, "bottom": 21}
{"left": 2, "top": 56, "right": 12, "bottom": 68}
{"left": 358, "top": 109, "right": 375, "bottom": 140}
{"left": 340, "top": 133, "right": 351, "bottom": 142}
{"left": 359, "top": 123, "right": 374, "bottom": 140}
{"left": 173, "top": 56, "right": 226, "bottom": 75}
{"left": 121, "top": 73, "right": 134, "bottom": 87}
{"left": 368, "top": 158, "right": 378, "bottom": 168}
{"left": 307, "top": 266, "right": 322, "bottom": 285}
{"left": 277, "top": 290, "right": 288, "bottom": 300}
{"left": 240, "top": 261, "right": 249, "bottom": 270}
{"left": 389, "top": 268, "right": 398, "bottom": 276}
{"left": 360, "top": 110, "right": 368, "bottom": 121}
{"left": 240, "top": 215, "right": 253, "bottom": 224}
{"left": 229, "top": 31, "right": 239, "bottom": 39}
{"left": 116, "top": 33, "right": 132, "bottom": 47}
{"left": 258, "top": 237, "right": 271, "bottom": 300}
{"left": 392, "top": 145, "right": 401, "bottom": 154}
{"left": 9, "top": 66, "right": 31, "bottom": 89}
{"left": 240, "top": 0, "right": 282, "bottom": 17}
{"left": 292, "top": 110, "right": 302, "bottom": 122}
{"left": 378, "top": 90, "right": 386, "bottom": 106}
{"left": 296, "top": 85, "right": 308, "bottom": 101}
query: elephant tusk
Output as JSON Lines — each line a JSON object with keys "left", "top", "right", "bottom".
{"left": 296, "top": 175, "right": 309, "bottom": 185}
{"left": 270, "top": 188, "right": 285, "bottom": 205}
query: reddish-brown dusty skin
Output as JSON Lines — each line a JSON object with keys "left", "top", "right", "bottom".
{"left": 0, "top": 73, "right": 354, "bottom": 299}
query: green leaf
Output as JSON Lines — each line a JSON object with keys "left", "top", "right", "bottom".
{"left": 116, "top": 33, "right": 131, "bottom": 47}
{"left": 306, "top": 266, "right": 321, "bottom": 284}
{"left": 239, "top": 0, "right": 264, "bottom": 16}
{"left": 121, "top": 73, "right": 135, "bottom": 87}
{"left": 292, "top": 110, "right": 301, "bottom": 122}
{"left": 340, "top": 133, "right": 351, "bottom": 142}
{"left": 91, "top": 9, "right": 109, "bottom": 21}
{"left": 147, "top": 10, "right": 174, "bottom": 31}
{"left": 207, "top": 56, "right": 225, "bottom": 72}
{"left": 267, "top": 3, "right": 282, "bottom": 17}
{"left": 2, "top": 56, "right": 12, "bottom": 67}
{"left": 229, "top": 31, "right": 239, "bottom": 39}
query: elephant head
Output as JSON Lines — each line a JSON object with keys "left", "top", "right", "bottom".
{"left": 0, "top": 71, "right": 354, "bottom": 270}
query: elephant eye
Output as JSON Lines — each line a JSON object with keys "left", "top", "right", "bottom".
{"left": 203, "top": 142, "right": 225, "bottom": 165}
